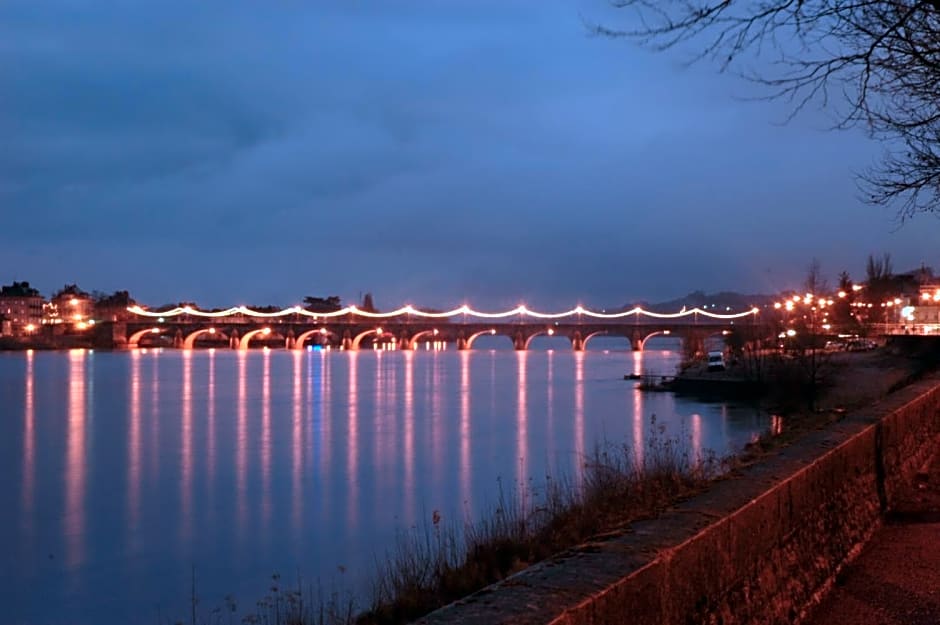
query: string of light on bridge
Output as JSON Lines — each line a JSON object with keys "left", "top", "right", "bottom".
{"left": 126, "top": 304, "right": 760, "bottom": 321}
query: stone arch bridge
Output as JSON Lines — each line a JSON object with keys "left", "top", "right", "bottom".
{"left": 118, "top": 317, "right": 767, "bottom": 353}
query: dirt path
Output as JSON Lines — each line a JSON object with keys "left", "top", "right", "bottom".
{"left": 807, "top": 441, "right": 940, "bottom": 625}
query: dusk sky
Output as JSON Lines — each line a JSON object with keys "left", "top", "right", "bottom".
{"left": 2, "top": 0, "right": 938, "bottom": 310}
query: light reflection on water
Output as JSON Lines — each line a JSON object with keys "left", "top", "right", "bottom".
{"left": 1, "top": 345, "right": 770, "bottom": 625}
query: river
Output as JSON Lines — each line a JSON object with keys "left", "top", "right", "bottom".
{"left": 0, "top": 338, "right": 773, "bottom": 624}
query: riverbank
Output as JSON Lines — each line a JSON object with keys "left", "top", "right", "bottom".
{"left": 176, "top": 428, "right": 723, "bottom": 625}
{"left": 635, "top": 340, "right": 937, "bottom": 414}
{"left": 181, "top": 347, "right": 939, "bottom": 625}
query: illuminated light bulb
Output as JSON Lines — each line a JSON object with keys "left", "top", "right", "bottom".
{"left": 489, "top": 329, "right": 496, "bottom": 335}
{"left": 838, "top": 291, "right": 847, "bottom": 298}
{"left": 376, "top": 328, "right": 383, "bottom": 335}
{"left": 774, "top": 302, "right": 782, "bottom": 309}
{"left": 208, "top": 328, "right": 216, "bottom": 334}
{"left": 547, "top": 328, "right": 555, "bottom": 336}
{"left": 319, "top": 328, "right": 328, "bottom": 335}
{"left": 262, "top": 328, "right": 271, "bottom": 335}
{"left": 663, "top": 330, "right": 671, "bottom": 335}
{"left": 432, "top": 329, "right": 439, "bottom": 335}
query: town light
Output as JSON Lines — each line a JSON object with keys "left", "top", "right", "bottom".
{"left": 786, "top": 329, "right": 796, "bottom": 337}
{"left": 852, "top": 284, "right": 863, "bottom": 291}
{"left": 261, "top": 327, "right": 271, "bottom": 335}
{"left": 838, "top": 291, "right": 847, "bottom": 298}
{"left": 69, "top": 298, "right": 79, "bottom": 306}
{"left": 773, "top": 302, "right": 782, "bottom": 309}
{"left": 25, "top": 324, "right": 35, "bottom": 332}
{"left": 547, "top": 328, "right": 555, "bottom": 336}
{"left": 208, "top": 328, "right": 216, "bottom": 334}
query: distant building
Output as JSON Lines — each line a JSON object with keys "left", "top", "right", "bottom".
{"left": 0, "top": 281, "right": 44, "bottom": 336}
{"left": 47, "top": 284, "right": 95, "bottom": 331}
{"left": 93, "top": 290, "right": 136, "bottom": 322}
{"left": 908, "top": 284, "right": 940, "bottom": 330}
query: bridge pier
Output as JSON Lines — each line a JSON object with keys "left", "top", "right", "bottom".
{"left": 285, "top": 329, "right": 295, "bottom": 350}
{"left": 686, "top": 332, "right": 705, "bottom": 358}
{"left": 229, "top": 329, "right": 239, "bottom": 349}
{"left": 571, "top": 331, "right": 585, "bottom": 351}
{"left": 341, "top": 330, "right": 354, "bottom": 351}
{"left": 513, "top": 331, "right": 526, "bottom": 351}
{"left": 172, "top": 329, "right": 184, "bottom": 349}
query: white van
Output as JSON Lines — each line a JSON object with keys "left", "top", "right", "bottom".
{"left": 706, "top": 351, "right": 726, "bottom": 372}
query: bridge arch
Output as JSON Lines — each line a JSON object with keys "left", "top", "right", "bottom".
{"left": 405, "top": 329, "right": 440, "bottom": 350}
{"left": 580, "top": 331, "right": 610, "bottom": 350}
{"left": 351, "top": 328, "right": 384, "bottom": 350}
{"left": 128, "top": 327, "right": 163, "bottom": 348}
{"left": 639, "top": 330, "right": 675, "bottom": 351}
{"left": 183, "top": 327, "right": 225, "bottom": 350}
{"left": 523, "top": 329, "right": 565, "bottom": 350}
{"left": 238, "top": 328, "right": 273, "bottom": 350}
{"left": 294, "top": 327, "right": 331, "bottom": 350}
{"left": 463, "top": 329, "right": 499, "bottom": 350}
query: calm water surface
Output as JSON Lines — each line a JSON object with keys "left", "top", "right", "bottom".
{"left": 0, "top": 341, "right": 772, "bottom": 624}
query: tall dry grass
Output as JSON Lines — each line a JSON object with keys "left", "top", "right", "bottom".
{"left": 169, "top": 421, "right": 719, "bottom": 625}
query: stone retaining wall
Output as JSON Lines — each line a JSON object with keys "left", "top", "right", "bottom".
{"left": 419, "top": 376, "right": 940, "bottom": 625}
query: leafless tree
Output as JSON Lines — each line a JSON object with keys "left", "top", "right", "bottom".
{"left": 595, "top": 1, "right": 940, "bottom": 218}
{"left": 804, "top": 257, "right": 829, "bottom": 295}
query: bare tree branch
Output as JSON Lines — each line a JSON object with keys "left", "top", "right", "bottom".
{"left": 596, "top": 1, "right": 940, "bottom": 219}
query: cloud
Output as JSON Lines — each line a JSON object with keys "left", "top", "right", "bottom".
{"left": 0, "top": 0, "right": 931, "bottom": 306}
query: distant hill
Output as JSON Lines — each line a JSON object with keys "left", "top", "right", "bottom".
{"left": 623, "top": 290, "right": 776, "bottom": 313}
